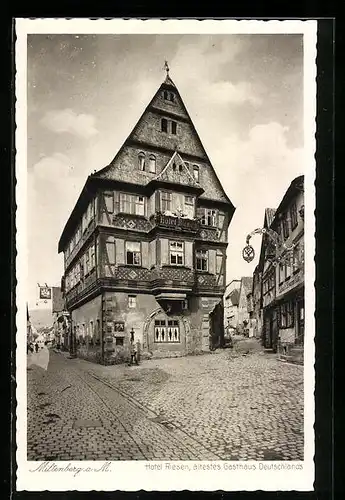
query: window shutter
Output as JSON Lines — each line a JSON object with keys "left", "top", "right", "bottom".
{"left": 208, "top": 249, "right": 216, "bottom": 274}
{"left": 160, "top": 238, "right": 169, "bottom": 265}
{"left": 141, "top": 241, "right": 149, "bottom": 268}
{"left": 184, "top": 241, "right": 193, "bottom": 268}
{"left": 196, "top": 207, "right": 204, "bottom": 219}
{"left": 115, "top": 238, "right": 125, "bottom": 265}
{"left": 149, "top": 240, "right": 156, "bottom": 268}
{"left": 114, "top": 191, "right": 120, "bottom": 214}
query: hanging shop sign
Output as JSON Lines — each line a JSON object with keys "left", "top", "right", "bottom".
{"left": 39, "top": 286, "right": 51, "bottom": 300}
{"left": 242, "top": 244, "right": 255, "bottom": 263}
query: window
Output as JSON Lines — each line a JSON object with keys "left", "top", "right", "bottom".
{"left": 280, "top": 301, "right": 294, "bottom": 328}
{"left": 196, "top": 249, "right": 208, "bottom": 271}
{"left": 115, "top": 337, "right": 124, "bottom": 346}
{"left": 201, "top": 209, "right": 217, "bottom": 227}
{"left": 216, "top": 249, "right": 223, "bottom": 274}
{"left": 161, "top": 191, "right": 172, "bottom": 212}
{"left": 126, "top": 241, "right": 141, "bottom": 266}
{"left": 138, "top": 153, "right": 146, "bottom": 171}
{"left": 104, "top": 192, "right": 114, "bottom": 213}
{"left": 172, "top": 162, "right": 177, "bottom": 171}
{"left": 105, "top": 236, "right": 116, "bottom": 265}
{"left": 171, "top": 121, "right": 177, "bottom": 135}
{"left": 169, "top": 92, "right": 175, "bottom": 102}
{"left": 119, "top": 193, "right": 145, "bottom": 216}
{"left": 193, "top": 165, "right": 199, "bottom": 182}
{"left": 282, "top": 213, "right": 290, "bottom": 238}
{"left": 290, "top": 202, "right": 298, "bottom": 229}
{"left": 85, "top": 249, "right": 90, "bottom": 274}
{"left": 161, "top": 118, "right": 168, "bottom": 132}
{"left": 184, "top": 195, "right": 194, "bottom": 218}
{"left": 128, "top": 295, "right": 137, "bottom": 308}
{"left": 163, "top": 91, "right": 175, "bottom": 102}
{"left": 293, "top": 244, "right": 300, "bottom": 271}
{"left": 89, "top": 320, "right": 94, "bottom": 338}
{"left": 279, "top": 263, "right": 285, "bottom": 284}
{"left": 163, "top": 90, "right": 168, "bottom": 100}
{"left": 285, "top": 260, "right": 292, "bottom": 279}
{"left": 178, "top": 164, "right": 183, "bottom": 172}
{"left": 154, "top": 319, "right": 180, "bottom": 343}
{"left": 170, "top": 241, "right": 184, "bottom": 265}
{"left": 90, "top": 245, "right": 95, "bottom": 269}
{"left": 149, "top": 155, "right": 156, "bottom": 173}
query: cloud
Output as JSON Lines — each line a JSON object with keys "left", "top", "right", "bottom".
{"left": 217, "top": 122, "right": 304, "bottom": 282}
{"left": 32, "top": 152, "right": 74, "bottom": 182}
{"left": 207, "top": 80, "right": 262, "bottom": 107}
{"left": 40, "top": 109, "right": 99, "bottom": 139}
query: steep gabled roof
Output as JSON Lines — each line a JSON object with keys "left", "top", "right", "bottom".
{"left": 96, "top": 75, "right": 233, "bottom": 206}
{"left": 270, "top": 175, "right": 304, "bottom": 229}
{"left": 265, "top": 208, "right": 276, "bottom": 227}
{"left": 241, "top": 276, "right": 253, "bottom": 296}
{"left": 58, "top": 73, "right": 235, "bottom": 252}
{"left": 229, "top": 289, "right": 240, "bottom": 306}
{"left": 257, "top": 208, "right": 276, "bottom": 272}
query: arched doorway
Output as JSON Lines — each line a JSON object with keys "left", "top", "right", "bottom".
{"left": 143, "top": 308, "right": 189, "bottom": 357}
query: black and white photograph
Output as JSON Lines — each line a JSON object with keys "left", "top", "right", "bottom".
{"left": 16, "top": 19, "right": 316, "bottom": 492}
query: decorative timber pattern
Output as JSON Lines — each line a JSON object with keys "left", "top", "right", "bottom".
{"left": 112, "top": 214, "right": 152, "bottom": 232}
{"left": 65, "top": 220, "right": 96, "bottom": 270}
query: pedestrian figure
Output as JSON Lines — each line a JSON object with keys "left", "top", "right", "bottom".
{"left": 128, "top": 340, "right": 138, "bottom": 366}
{"left": 35, "top": 342, "right": 39, "bottom": 353}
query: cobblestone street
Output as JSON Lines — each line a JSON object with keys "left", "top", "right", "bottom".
{"left": 27, "top": 339, "right": 304, "bottom": 461}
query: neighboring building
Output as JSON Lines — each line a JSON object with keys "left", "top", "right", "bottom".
{"left": 271, "top": 175, "right": 304, "bottom": 361}
{"left": 58, "top": 72, "right": 235, "bottom": 364}
{"left": 259, "top": 208, "right": 278, "bottom": 350}
{"left": 237, "top": 276, "right": 253, "bottom": 331}
{"left": 223, "top": 279, "right": 241, "bottom": 330}
{"left": 252, "top": 265, "right": 263, "bottom": 338}
{"left": 259, "top": 176, "right": 304, "bottom": 360}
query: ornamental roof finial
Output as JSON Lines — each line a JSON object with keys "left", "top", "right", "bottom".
{"left": 163, "top": 60, "right": 170, "bottom": 76}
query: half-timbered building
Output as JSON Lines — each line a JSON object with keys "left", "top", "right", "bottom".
{"left": 58, "top": 72, "right": 235, "bottom": 364}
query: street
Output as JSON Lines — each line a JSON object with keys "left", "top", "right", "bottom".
{"left": 27, "top": 339, "right": 304, "bottom": 461}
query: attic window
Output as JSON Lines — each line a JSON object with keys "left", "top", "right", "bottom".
{"left": 138, "top": 152, "right": 146, "bottom": 171}
{"left": 161, "top": 118, "right": 168, "bottom": 133}
{"left": 172, "top": 163, "right": 177, "bottom": 171}
{"left": 163, "top": 91, "right": 175, "bottom": 102}
{"left": 193, "top": 165, "right": 199, "bottom": 182}
{"left": 149, "top": 155, "right": 156, "bottom": 173}
{"left": 179, "top": 164, "right": 183, "bottom": 172}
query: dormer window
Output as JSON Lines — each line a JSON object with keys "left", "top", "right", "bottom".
{"left": 138, "top": 152, "right": 146, "bottom": 171}
{"left": 149, "top": 155, "right": 156, "bottom": 173}
{"left": 161, "top": 118, "right": 168, "bottom": 133}
{"left": 163, "top": 90, "right": 175, "bottom": 102}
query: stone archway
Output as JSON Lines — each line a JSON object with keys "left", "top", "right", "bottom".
{"left": 142, "top": 307, "right": 191, "bottom": 356}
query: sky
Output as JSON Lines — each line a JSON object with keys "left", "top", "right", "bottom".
{"left": 27, "top": 33, "right": 304, "bottom": 309}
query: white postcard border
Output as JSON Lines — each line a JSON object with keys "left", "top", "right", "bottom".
{"left": 15, "top": 18, "right": 317, "bottom": 492}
